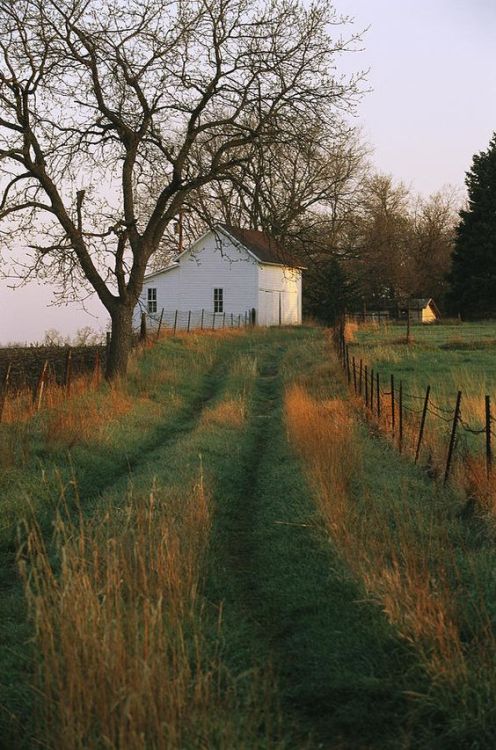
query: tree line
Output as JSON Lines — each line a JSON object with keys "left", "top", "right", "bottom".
{"left": 0, "top": 0, "right": 494, "bottom": 378}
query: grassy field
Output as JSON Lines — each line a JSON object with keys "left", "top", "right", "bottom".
{"left": 348, "top": 319, "right": 496, "bottom": 403}
{"left": 1, "top": 326, "right": 496, "bottom": 748}
{"left": 346, "top": 321, "right": 496, "bottom": 483}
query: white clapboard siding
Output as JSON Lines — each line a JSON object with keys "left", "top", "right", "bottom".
{"left": 257, "top": 264, "right": 302, "bottom": 325}
{"left": 175, "top": 232, "right": 258, "bottom": 313}
{"left": 134, "top": 227, "right": 302, "bottom": 329}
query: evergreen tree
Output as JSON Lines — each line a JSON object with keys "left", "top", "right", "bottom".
{"left": 448, "top": 133, "right": 496, "bottom": 318}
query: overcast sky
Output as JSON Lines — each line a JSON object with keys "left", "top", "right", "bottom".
{"left": 2, "top": 0, "right": 496, "bottom": 344}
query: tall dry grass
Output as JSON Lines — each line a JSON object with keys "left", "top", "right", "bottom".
{"left": 284, "top": 384, "right": 496, "bottom": 715}
{"left": 19, "top": 476, "right": 282, "bottom": 749}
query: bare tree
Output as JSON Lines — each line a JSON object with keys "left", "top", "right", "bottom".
{"left": 0, "top": 0, "right": 363, "bottom": 376}
{"left": 164, "top": 123, "right": 369, "bottom": 255}
{"left": 347, "top": 173, "right": 412, "bottom": 303}
{"left": 410, "top": 188, "right": 459, "bottom": 304}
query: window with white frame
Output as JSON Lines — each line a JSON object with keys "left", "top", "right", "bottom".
{"left": 147, "top": 287, "right": 157, "bottom": 314}
{"left": 214, "top": 288, "right": 223, "bottom": 313}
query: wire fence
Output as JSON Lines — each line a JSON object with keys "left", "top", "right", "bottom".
{"left": 334, "top": 325, "right": 494, "bottom": 484}
{"left": 139, "top": 308, "right": 254, "bottom": 337}
{"left": 0, "top": 309, "right": 255, "bottom": 422}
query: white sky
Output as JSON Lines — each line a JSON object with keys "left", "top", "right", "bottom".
{"left": 2, "top": 0, "right": 496, "bottom": 344}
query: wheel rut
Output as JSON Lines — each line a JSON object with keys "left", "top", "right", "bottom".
{"left": 211, "top": 343, "right": 417, "bottom": 749}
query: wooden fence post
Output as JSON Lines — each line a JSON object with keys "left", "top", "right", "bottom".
{"left": 238, "top": 314, "right": 241, "bottom": 328}
{"left": 231, "top": 312, "right": 234, "bottom": 327}
{"left": 415, "top": 385, "right": 430, "bottom": 463}
{"left": 359, "top": 359, "right": 363, "bottom": 396}
{"left": 187, "top": 310, "right": 191, "bottom": 333}
{"left": 444, "top": 391, "right": 462, "bottom": 484}
{"left": 399, "top": 380, "right": 403, "bottom": 453}
{"left": 391, "top": 374, "right": 395, "bottom": 435}
{"left": 370, "top": 368, "right": 374, "bottom": 413}
{"left": 346, "top": 346, "right": 351, "bottom": 384}
{"left": 376, "top": 372, "right": 380, "bottom": 418}
{"left": 34, "top": 360, "right": 49, "bottom": 411}
{"left": 486, "top": 395, "right": 492, "bottom": 479}
{"left": 223, "top": 312, "right": 226, "bottom": 328}
{"left": 352, "top": 357, "right": 357, "bottom": 394}
{"left": 365, "top": 365, "right": 369, "bottom": 407}
{"left": 201, "top": 309, "right": 204, "bottom": 330}
{"left": 0, "top": 363, "right": 12, "bottom": 423}
{"left": 173, "top": 310, "right": 178, "bottom": 335}
{"left": 156, "top": 308, "right": 164, "bottom": 339}
{"left": 64, "top": 348, "right": 72, "bottom": 395}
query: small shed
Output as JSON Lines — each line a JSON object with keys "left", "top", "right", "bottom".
{"left": 133, "top": 224, "right": 303, "bottom": 329}
{"left": 401, "top": 298, "right": 441, "bottom": 323}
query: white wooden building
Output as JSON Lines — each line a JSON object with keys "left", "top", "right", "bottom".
{"left": 134, "top": 225, "right": 303, "bottom": 329}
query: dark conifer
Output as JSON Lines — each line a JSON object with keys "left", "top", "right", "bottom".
{"left": 448, "top": 133, "right": 496, "bottom": 318}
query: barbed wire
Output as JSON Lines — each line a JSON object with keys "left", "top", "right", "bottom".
{"left": 402, "top": 392, "right": 426, "bottom": 401}
{"left": 340, "top": 334, "right": 496, "bottom": 480}
{"left": 426, "top": 406, "right": 454, "bottom": 423}
{"left": 459, "top": 415, "right": 486, "bottom": 435}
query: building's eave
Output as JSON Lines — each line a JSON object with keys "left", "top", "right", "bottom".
{"left": 143, "top": 263, "right": 180, "bottom": 280}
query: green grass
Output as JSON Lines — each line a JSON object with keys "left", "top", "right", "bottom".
{"left": 3, "top": 326, "right": 496, "bottom": 748}
{"left": 350, "top": 321, "right": 496, "bottom": 399}
{"left": 207, "top": 331, "right": 423, "bottom": 748}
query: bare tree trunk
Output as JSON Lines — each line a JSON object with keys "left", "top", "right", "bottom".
{"left": 107, "top": 305, "right": 135, "bottom": 380}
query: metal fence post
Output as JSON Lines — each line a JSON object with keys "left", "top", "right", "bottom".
{"left": 365, "top": 365, "right": 369, "bottom": 407}
{"left": 201, "top": 309, "right": 205, "bottom": 330}
{"left": 486, "top": 395, "right": 492, "bottom": 479}
{"left": 376, "top": 372, "right": 380, "bottom": 418}
{"left": 444, "top": 391, "right": 462, "bottom": 484}
{"left": 156, "top": 308, "right": 164, "bottom": 339}
{"left": 370, "top": 368, "right": 374, "bottom": 413}
{"left": 173, "top": 309, "right": 178, "bottom": 335}
{"left": 415, "top": 385, "right": 430, "bottom": 463}
{"left": 359, "top": 359, "right": 363, "bottom": 396}
{"left": 352, "top": 356, "right": 357, "bottom": 394}
{"left": 187, "top": 310, "right": 191, "bottom": 332}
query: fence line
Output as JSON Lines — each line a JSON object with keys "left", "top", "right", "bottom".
{"left": 0, "top": 309, "right": 254, "bottom": 422}
{"left": 336, "top": 327, "right": 493, "bottom": 484}
{"left": 140, "top": 308, "right": 253, "bottom": 337}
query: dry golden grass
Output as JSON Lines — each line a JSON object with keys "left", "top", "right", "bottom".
{"left": 284, "top": 384, "right": 488, "bottom": 689}
{"left": 41, "top": 383, "right": 133, "bottom": 447}
{"left": 0, "top": 372, "right": 97, "bottom": 425}
{"left": 200, "top": 397, "right": 247, "bottom": 429}
{"left": 19, "top": 476, "right": 281, "bottom": 749}
{"left": 343, "top": 319, "right": 359, "bottom": 342}
{"left": 20, "top": 478, "right": 209, "bottom": 748}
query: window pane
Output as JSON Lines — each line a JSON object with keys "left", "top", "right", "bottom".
{"left": 214, "top": 288, "right": 223, "bottom": 313}
{"left": 147, "top": 288, "right": 157, "bottom": 314}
